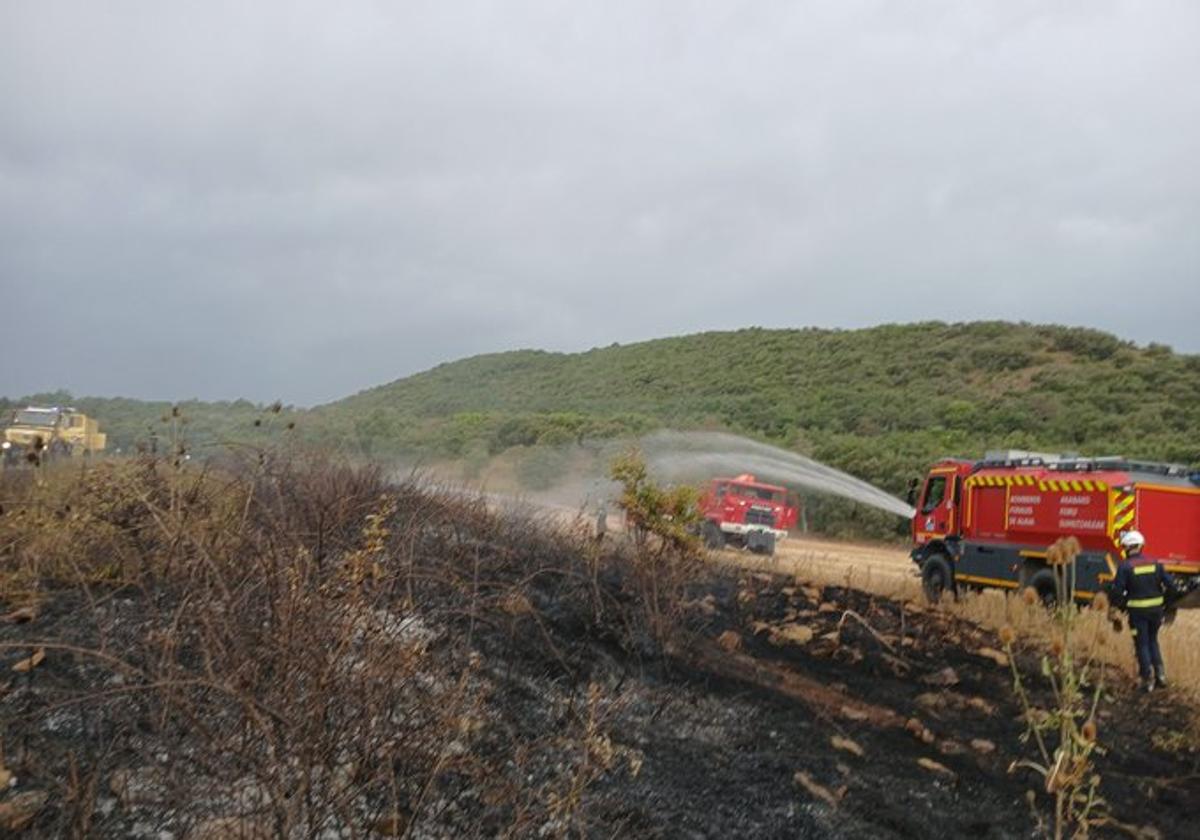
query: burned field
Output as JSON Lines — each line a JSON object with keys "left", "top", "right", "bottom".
{"left": 677, "top": 579, "right": 1200, "bottom": 838}
{"left": 0, "top": 459, "right": 1197, "bottom": 838}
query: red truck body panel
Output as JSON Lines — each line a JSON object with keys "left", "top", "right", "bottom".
{"left": 1136, "top": 486, "right": 1200, "bottom": 566}
{"left": 911, "top": 455, "right": 1200, "bottom": 599}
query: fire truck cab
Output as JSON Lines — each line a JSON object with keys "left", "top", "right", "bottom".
{"left": 911, "top": 450, "right": 1200, "bottom": 607}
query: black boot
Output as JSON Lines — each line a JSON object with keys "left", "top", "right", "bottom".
{"left": 1155, "top": 667, "right": 1169, "bottom": 689}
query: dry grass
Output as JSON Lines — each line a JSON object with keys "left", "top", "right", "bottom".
{"left": 6, "top": 445, "right": 1195, "bottom": 835}
{"left": 0, "top": 449, "right": 683, "bottom": 837}
{"left": 994, "top": 538, "right": 1107, "bottom": 838}
{"left": 717, "top": 542, "right": 1200, "bottom": 702}
{"left": 950, "top": 589, "right": 1200, "bottom": 704}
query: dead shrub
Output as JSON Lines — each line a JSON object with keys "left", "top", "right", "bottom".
{"left": 1001, "top": 538, "right": 1108, "bottom": 839}
{"left": 0, "top": 445, "right": 658, "bottom": 837}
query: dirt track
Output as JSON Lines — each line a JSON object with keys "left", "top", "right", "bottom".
{"left": 755, "top": 536, "right": 914, "bottom": 581}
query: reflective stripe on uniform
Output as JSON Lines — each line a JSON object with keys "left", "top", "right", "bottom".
{"left": 1133, "top": 565, "right": 1157, "bottom": 575}
{"left": 1128, "top": 596, "right": 1164, "bottom": 608}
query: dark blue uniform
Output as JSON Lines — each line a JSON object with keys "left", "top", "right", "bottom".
{"left": 1111, "top": 551, "right": 1187, "bottom": 687}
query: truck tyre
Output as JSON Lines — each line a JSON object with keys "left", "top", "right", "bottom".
{"left": 1026, "top": 569, "right": 1059, "bottom": 607}
{"left": 921, "top": 554, "right": 954, "bottom": 603}
{"left": 702, "top": 520, "right": 726, "bottom": 550}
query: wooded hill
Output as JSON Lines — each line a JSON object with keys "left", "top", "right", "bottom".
{"left": 6, "top": 322, "right": 1199, "bottom": 536}
{"left": 316, "top": 321, "right": 1199, "bottom": 461}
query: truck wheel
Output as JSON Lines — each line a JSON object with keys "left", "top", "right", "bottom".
{"left": 702, "top": 521, "right": 726, "bottom": 550}
{"left": 761, "top": 533, "right": 776, "bottom": 557}
{"left": 921, "top": 554, "right": 953, "bottom": 603}
{"left": 1026, "top": 569, "right": 1059, "bottom": 607}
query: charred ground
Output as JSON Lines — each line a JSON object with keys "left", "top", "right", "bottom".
{"left": 0, "top": 457, "right": 1196, "bottom": 838}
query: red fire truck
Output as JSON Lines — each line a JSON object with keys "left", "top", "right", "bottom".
{"left": 910, "top": 451, "right": 1200, "bottom": 606}
{"left": 698, "top": 474, "right": 799, "bottom": 556}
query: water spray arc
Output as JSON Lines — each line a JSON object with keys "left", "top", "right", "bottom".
{"left": 641, "top": 431, "right": 915, "bottom": 519}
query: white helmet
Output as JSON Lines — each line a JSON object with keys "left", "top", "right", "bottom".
{"left": 1119, "top": 530, "right": 1145, "bottom": 550}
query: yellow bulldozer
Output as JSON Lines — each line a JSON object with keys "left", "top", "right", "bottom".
{"left": 2, "top": 406, "right": 107, "bottom": 463}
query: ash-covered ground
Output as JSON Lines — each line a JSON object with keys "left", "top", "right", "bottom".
{"left": 1, "top": 462, "right": 1196, "bottom": 838}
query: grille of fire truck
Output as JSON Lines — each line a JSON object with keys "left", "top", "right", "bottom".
{"left": 745, "top": 507, "right": 776, "bottom": 526}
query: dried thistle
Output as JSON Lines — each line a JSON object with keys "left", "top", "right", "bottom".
{"left": 1047, "top": 536, "right": 1080, "bottom": 566}
{"left": 1046, "top": 543, "right": 1063, "bottom": 566}
{"left": 999, "top": 625, "right": 1016, "bottom": 646}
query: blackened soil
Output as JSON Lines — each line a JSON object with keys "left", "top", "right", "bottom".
{"left": 4, "top": 568, "right": 1198, "bottom": 838}
{"left": 514, "top": 571, "right": 1200, "bottom": 838}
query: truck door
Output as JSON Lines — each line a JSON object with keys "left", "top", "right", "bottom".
{"left": 915, "top": 472, "right": 953, "bottom": 543}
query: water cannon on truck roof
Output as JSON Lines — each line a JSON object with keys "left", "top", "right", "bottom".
{"left": 909, "top": 452, "right": 1200, "bottom": 609}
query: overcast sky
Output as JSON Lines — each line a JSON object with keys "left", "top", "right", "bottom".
{"left": 2, "top": 1, "right": 1197, "bottom": 405}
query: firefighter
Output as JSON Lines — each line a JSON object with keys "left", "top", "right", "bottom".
{"left": 1110, "top": 531, "right": 1189, "bottom": 692}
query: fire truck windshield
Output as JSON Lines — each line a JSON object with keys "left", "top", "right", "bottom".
{"left": 921, "top": 476, "right": 946, "bottom": 513}
{"left": 732, "top": 484, "right": 784, "bottom": 503}
{"left": 13, "top": 410, "right": 59, "bottom": 427}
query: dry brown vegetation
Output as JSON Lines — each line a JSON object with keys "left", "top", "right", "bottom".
{"left": 732, "top": 540, "right": 1200, "bottom": 703}
{"left": 0, "top": 453, "right": 679, "bottom": 837}
{"left": 2, "top": 452, "right": 1198, "bottom": 839}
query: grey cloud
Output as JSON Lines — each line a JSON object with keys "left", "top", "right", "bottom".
{"left": 2, "top": 1, "right": 1197, "bottom": 404}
